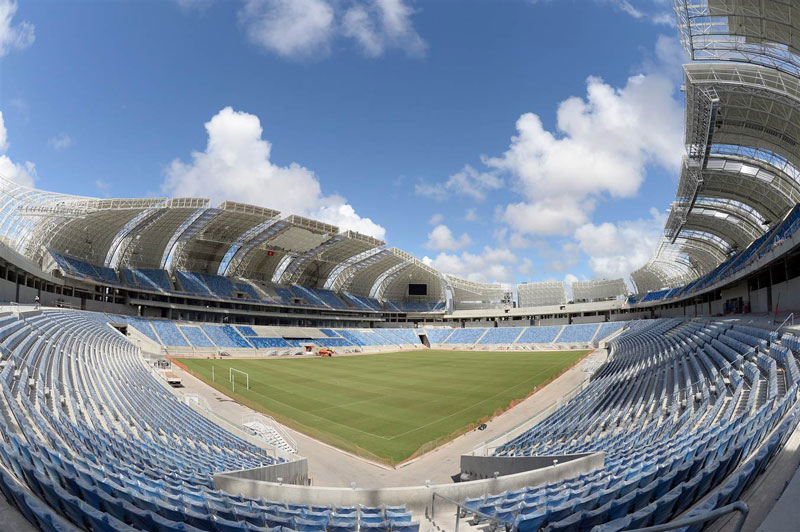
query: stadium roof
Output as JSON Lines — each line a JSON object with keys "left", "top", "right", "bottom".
{"left": 571, "top": 279, "right": 628, "bottom": 302}
{"left": 0, "top": 177, "right": 457, "bottom": 298}
{"left": 448, "top": 276, "right": 508, "bottom": 310}
{"left": 10, "top": 1, "right": 800, "bottom": 303}
{"left": 637, "top": 5, "right": 800, "bottom": 294}
{"left": 517, "top": 281, "right": 566, "bottom": 308}
{"left": 676, "top": 0, "right": 800, "bottom": 76}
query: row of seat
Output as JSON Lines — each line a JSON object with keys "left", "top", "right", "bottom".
{"left": 50, "top": 250, "right": 436, "bottom": 315}
{"left": 0, "top": 310, "right": 793, "bottom": 532}
{"left": 470, "top": 318, "right": 800, "bottom": 531}
{"left": 0, "top": 310, "right": 423, "bottom": 532}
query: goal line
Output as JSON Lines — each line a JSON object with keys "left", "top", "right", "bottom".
{"left": 229, "top": 368, "right": 250, "bottom": 392}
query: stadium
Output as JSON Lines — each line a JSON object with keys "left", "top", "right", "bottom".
{"left": 2, "top": 1, "right": 800, "bottom": 532}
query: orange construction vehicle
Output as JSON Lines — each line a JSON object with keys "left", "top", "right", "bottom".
{"left": 318, "top": 348, "right": 334, "bottom": 357}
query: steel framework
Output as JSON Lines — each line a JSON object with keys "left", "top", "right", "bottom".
{"left": 571, "top": 279, "right": 628, "bottom": 302}
{"left": 373, "top": 249, "right": 447, "bottom": 303}
{"left": 448, "top": 276, "right": 508, "bottom": 310}
{"left": 675, "top": 0, "right": 800, "bottom": 76}
{"left": 517, "top": 281, "right": 566, "bottom": 308}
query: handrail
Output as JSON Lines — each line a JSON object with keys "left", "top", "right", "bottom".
{"left": 242, "top": 412, "right": 298, "bottom": 452}
{"left": 428, "top": 492, "right": 509, "bottom": 532}
{"left": 775, "top": 312, "right": 795, "bottom": 330}
{"left": 626, "top": 501, "right": 748, "bottom": 532}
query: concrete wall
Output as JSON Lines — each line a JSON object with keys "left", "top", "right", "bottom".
{"left": 0, "top": 278, "right": 16, "bottom": 303}
{"left": 0, "top": 278, "right": 80, "bottom": 308}
{"left": 720, "top": 283, "right": 748, "bottom": 302}
{"left": 497, "top": 320, "right": 526, "bottom": 328}
{"left": 537, "top": 318, "right": 569, "bottom": 326}
{"left": 772, "top": 277, "right": 800, "bottom": 311}
{"left": 660, "top": 307, "right": 684, "bottom": 318}
{"left": 612, "top": 312, "right": 648, "bottom": 321}
{"left": 17, "top": 285, "right": 38, "bottom": 305}
{"left": 84, "top": 299, "right": 130, "bottom": 314}
{"left": 571, "top": 316, "right": 604, "bottom": 325}
{"left": 376, "top": 322, "right": 416, "bottom": 329}
{"left": 140, "top": 307, "right": 165, "bottom": 318}
{"left": 40, "top": 291, "right": 82, "bottom": 309}
{"left": 459, "top": 453, "right": 594, "bottom": 480}
{"left": 752, "top": 288, "right": 769, "bottom": 314}
{"left": 124, "top": 326, "right": 163, "bottom": 354}
{"left": 213, "top": 452, "right": 603, "bottom": 513}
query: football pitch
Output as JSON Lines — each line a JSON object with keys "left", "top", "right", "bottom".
{"left": 176, "top": 349, "right": 589, "bottom": 464}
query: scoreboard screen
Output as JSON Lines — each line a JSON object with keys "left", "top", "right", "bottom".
{"left": 408, "top": 283, "right": 427, "bottom": 296}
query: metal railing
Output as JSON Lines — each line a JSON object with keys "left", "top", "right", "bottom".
{"left": 626, "top": 501, "right": 748, "bottom": 532}
{"left": 774, "top": 312, "right": 795, "bottom": 329}
{"left": 184, "top": 393, "right": 211, "bottom": 412}
{"left": 242, "top": 412, "right": 298, "bottom": 453}
{"left": 428, "top": 492, "right": 509, "bottom": 532}
{"left": 428, "top": 494, "right": 747, "bottom": 532}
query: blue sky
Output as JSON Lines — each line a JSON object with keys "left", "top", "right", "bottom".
{"left": 0, "top": 0, "right": 687, "bottom": 286}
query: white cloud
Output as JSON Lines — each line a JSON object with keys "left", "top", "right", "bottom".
{"left": 595, "top": 0, "right": 674, "bottom": 25}
{"left": 162, "top": 106, "right": 385, "bottom": 239}
{"left": 550, "top": 242, "right": 580, "bottom": 273}
{"left": 48, "top": 132, "right": 73, "bottom": 151}
{"left": 651, "top": 11, "right": 676, "bottom": 26}
{"left": 611, "top": 0, "right": 643, "bottom": 18}
{"left": 486, "top": 68, "right": 682, "bottom": 236}
{"left": 528, "top": 0, "right": 674, "bottom": 26}
{"left": 428, "top": 213, "right": 444, "bottom": 225}
{"left": 464, "top": 208, "right": 478, "bottom": 222}
{"left": 416, "top": 164, "right": 503, "bottom": 201}
{"left": 423, "top": 246, "right": 518, "bottom": 283}
{"left": 239, "top": 0, "right": 425, "bottom": 60}
{"left": 501, "top": 197, "right": 592, "bottom": 237}
{"left": 0, "top": 113, "right": 8, "bottom": 151}
{"left": 313, "top": 203, "right": 385, "bottom": 239}
{"left": 342, "top": 0, "right": 426, "bottom": 58}
{"left": 0, "top": 111, "right": 35, "bottom": 187}
{"left": 0, "top": 0, "right": 34, "bottom": 57}
{"left": 173, "top": 0, "right": 213, "bottom": 11}
{"left": 653, "top": 34, "right": 686, "bottom": 76}
{"left": 573, "top": 207, "right": 666, "bottom": 279}
{"left": 518, "top": 257, "right": 533, "bottom": 276}
{"left": 508, "top": 232, "right": 530, "bottom": 249}
{"left": 8, "top": 98, "right": 28, "bottom": 123}
{"left": 424, "top": 224, "right": 471, "bottom": 251}
{"left": 239, "top": 0, "right": 336, "bottom": 59}
{"left": 492, "top": 226, "right": 530, "bottom": 249}
{"left": 95, "top": 179, "right": 111, "bottom": 197}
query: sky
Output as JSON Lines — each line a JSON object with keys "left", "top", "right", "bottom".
{"left": 0, "top": 0, "right": 689, "bottom": 288}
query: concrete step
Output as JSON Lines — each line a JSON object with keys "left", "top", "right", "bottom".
{"left": 425, "top": 505, "right": 499, "bottom": 532}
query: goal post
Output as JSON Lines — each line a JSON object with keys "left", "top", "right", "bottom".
{"left": 229, "top": 368, "right": 249, "bottom": 392}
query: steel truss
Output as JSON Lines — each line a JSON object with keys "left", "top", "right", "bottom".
{"left": 374, "top": 250, "right": 447, "bottom": 302}
{"left": 675, "top": 0, "right": 800, "bottom": 77}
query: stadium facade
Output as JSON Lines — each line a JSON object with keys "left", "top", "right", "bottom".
{"left": 1, "top": 2, "right": 800, "bottom": 532}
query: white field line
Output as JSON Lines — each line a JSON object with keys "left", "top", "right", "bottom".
{"left": 218, "top": 354, "right": 581, "bottom": 443}
{"left": 309, "top": 395, "right": 388, "bottom": 415}
{"left": 227, "top": 376, "right": 393, "bottom": 440}
{"left": 384, "top": 363, "right": 562, "bottom": 440}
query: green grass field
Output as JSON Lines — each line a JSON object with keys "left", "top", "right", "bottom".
{"left": 176, "top": 349, "right": 589, "bottom": 464}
